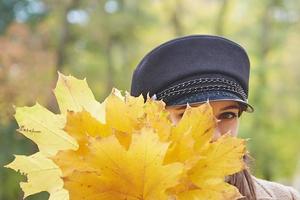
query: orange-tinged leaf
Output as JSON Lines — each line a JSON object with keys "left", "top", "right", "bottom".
{"left": 176, "top": 181, "right": 242, "bottom": 200}
{"left": 174, "top": 103, "right": 216, "bottom": 151}
{"left": 53, "top": 110, "right": 110, "bottom": 177}
{"left": 66, "top": 129, "right": 183, "bottom": 200}
{"left": 64, "top": 110, "right": 111, "bottom": 143}
{"left": 175, "top": 134, "right": 246, "bottom": 200}
{"left": 189, "top": 134, "right": 246, "bottom": 183}
{"left": 165, "top": 103, "right": 216, "bottom": 164}
{"left": 105, "top": 89, "right": 144, "bottom": 134}
{"left": 53, "top": 150, "right": 89, "bottom": 177}
{"left": 144, "top": 98, "right": 172, "bottom": 141}
{"left": 104, "top": 89, "right": 146, "bottom": 149}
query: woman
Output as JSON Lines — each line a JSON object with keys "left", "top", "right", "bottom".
{"left": 130, "top": 35, "right": 300, "bottom": 199}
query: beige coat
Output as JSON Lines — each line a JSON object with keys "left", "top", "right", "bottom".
{"left": 254, "top": 177, "right": 300, "bottom": 200}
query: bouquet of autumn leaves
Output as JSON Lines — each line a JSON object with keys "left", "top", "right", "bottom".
{"left": 5, "top": 73, "right": 247, "bottom": 200}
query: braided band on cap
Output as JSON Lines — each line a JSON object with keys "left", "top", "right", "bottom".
{"left": 156, "top": 77, "right": 247, "bottom": 104}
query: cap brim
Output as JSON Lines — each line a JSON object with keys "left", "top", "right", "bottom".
{"left": 166, "top": 91, "right": 254, "bottom": 113}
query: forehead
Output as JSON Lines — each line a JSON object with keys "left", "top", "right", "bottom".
{"left": 166, "top": 100, "right": 240, "bottom": 111}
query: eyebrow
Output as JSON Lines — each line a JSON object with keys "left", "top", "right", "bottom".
{"left": 166, "top": 105, "right": 186, "bottom": 110}
{"left": 220, "top": 105, "right": 241, "bottom": 111}
{"left": 167, "top": 104, "right": 241, "bottom": 112}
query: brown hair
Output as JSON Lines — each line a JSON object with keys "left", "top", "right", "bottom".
{"left": 227, "top": 155, "right": 257, "bottom": 200}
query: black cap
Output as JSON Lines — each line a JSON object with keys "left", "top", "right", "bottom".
{"left": 130, "top": 35, "right": 253, "bottom": 112}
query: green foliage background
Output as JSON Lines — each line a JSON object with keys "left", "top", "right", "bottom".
{"left": 1, "top": 0, "right": 300, "bottom": 199}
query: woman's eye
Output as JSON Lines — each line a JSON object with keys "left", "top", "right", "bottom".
{"left": 217, "top": 112, "right": 238, "bottom": 120}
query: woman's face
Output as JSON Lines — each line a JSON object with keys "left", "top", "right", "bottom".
{"left": 166, "top": 100, "right": 241, "bottom": 140}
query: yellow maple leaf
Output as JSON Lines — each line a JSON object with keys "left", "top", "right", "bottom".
{"left": 54, "top": 72, "right": 106, "bottom": 123}
{"left": 175, "top": 182, "right": 242, "bottom": 200}
{"left": 105, "top": 89, "right": 145, "bottom": 133}
{"left": 5, "top": 152, "right": 68, "bottom": 200}
{"left": 53, "top": 110, "right": 110, "bottom": 177}
{"left": 63, "top": 110, "right": 111, "bottom": 149}
{"left": 144, "top": 98, "right": 172, "bottom": 141}
{"left": 174, "top": 134, "right": 246, "bottom": 199}
{"left": 64, "top": 129, "right": 183, "bottom": 200}
{"left": 5, "top": 73, "right": 247, "bottom": 200}
{"left": 104, "top": 89, "right": 145, "bottom": 148}
{"left": 165, "top": 104, "right": 216, "bottom": 164}
{"left": 14, "top": 103, "right": 78, "bottom": 156}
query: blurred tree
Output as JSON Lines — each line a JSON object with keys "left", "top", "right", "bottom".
{"left": 170, "top": 0, "right": 184, "bottom": 36}
{"left": 0, "top": 23, "right": 55, "bottom": 200}
{"left": 238, "top": 0, "right": 300, "bottom": 181}
{"left": 51, "top": 0, "right": 157, "bottom": 96}
{"left": 0, "top": 0, "right": 18, "bottom": 33}
{"left": 0, "top": 0, "right": 47, "bottom": 34}
{"left": 0, "top": 23, "right": 55, "bottom": 124}
{"left": 56, "top": 0, "right": 81, "bottom": 72}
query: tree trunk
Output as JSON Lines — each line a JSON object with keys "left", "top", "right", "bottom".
{"left": 56, "top": 0, "right": 80, "bottom": 73}
{"left": 105, "top": 38, "right": 115, "bottom": 95}
{"left": 171, "top": 0, "right": 184, "bottom": 36}
{"left": 215, "top": 0, "right": 230, "bottom": 35}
